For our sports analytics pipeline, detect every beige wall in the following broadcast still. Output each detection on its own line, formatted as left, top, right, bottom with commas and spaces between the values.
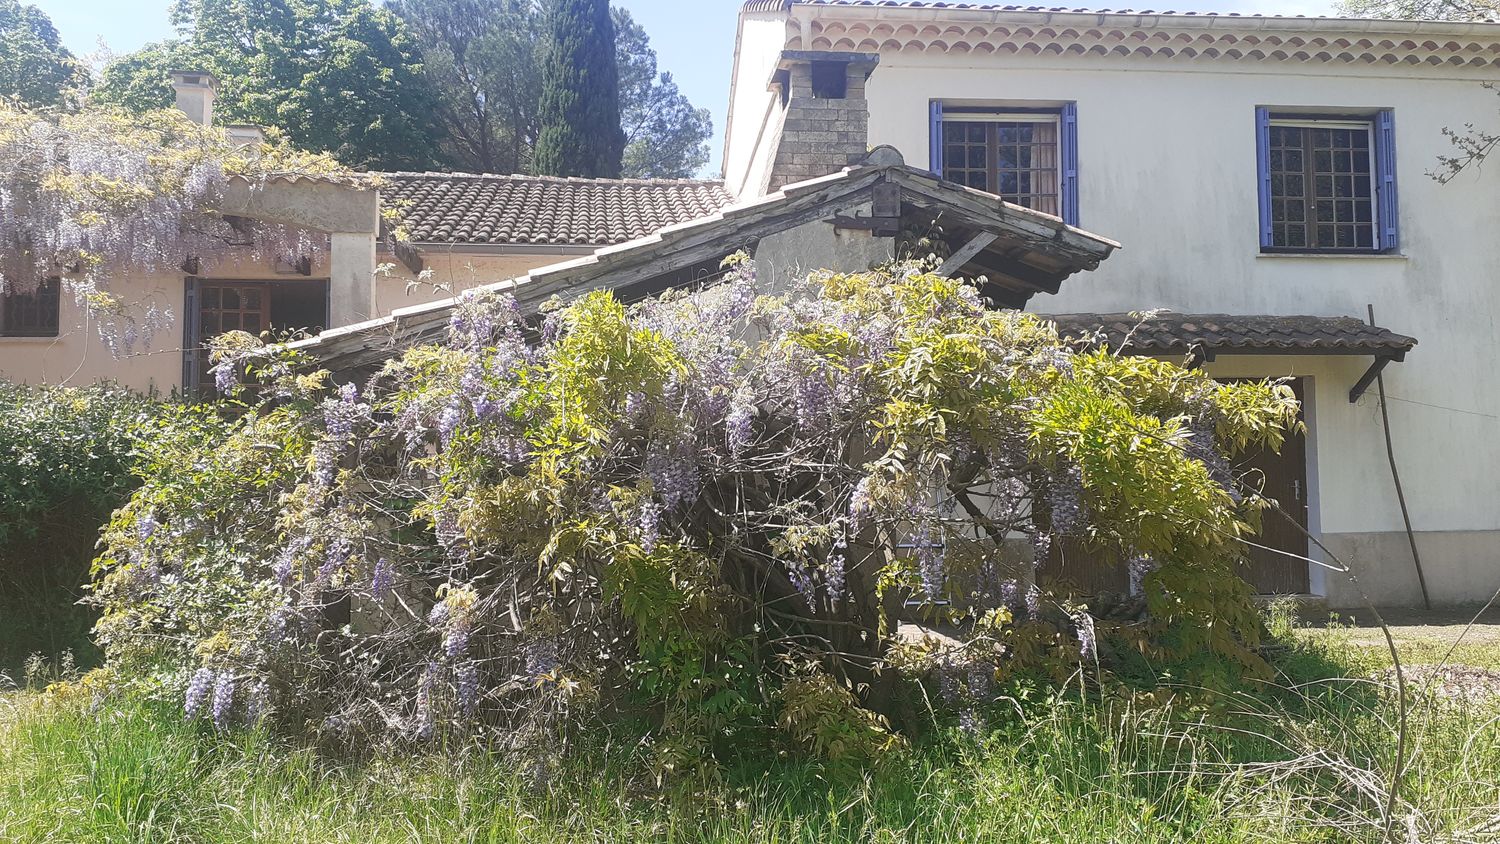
375, 249, 575, 315
0, 247, 578, 394
0, 252, 332, 394
847, 49, 1500, 606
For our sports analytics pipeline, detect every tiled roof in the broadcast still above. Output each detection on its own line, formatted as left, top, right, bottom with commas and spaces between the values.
751, 1, 1299, 13
1046, 312, 1417, 355
378, 172, 735, 247
753, 0, 1495, 19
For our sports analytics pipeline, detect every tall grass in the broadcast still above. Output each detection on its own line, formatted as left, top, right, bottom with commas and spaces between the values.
2, 623, 1497, 843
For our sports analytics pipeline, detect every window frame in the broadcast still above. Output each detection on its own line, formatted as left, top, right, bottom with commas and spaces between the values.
0, 277, 61, 338
931, 100, 1080, 226
940, 110, 1064, 215
1263, 116, 1381, 254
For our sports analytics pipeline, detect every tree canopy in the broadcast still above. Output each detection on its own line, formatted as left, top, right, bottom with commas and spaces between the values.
0, 0, 85, 109
91, 0, 446, 171
534, 0, 625, 177
613, 7, 712, 179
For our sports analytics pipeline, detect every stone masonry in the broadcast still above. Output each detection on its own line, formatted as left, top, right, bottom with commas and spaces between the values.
766, 52, 879, 193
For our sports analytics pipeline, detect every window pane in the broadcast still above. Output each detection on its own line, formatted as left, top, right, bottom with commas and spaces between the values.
1268, 118, 1375, 250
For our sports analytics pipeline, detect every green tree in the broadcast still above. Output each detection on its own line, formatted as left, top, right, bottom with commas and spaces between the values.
0, 0, 85, 108
613, 7, 711, 178
1337, 0, 1496, 19
388, 0, 545, 174
533, 0, 624, 178
90, 0, 444, 170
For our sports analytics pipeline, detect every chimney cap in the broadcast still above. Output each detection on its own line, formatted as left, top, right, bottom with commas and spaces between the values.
169, 70, 220, 89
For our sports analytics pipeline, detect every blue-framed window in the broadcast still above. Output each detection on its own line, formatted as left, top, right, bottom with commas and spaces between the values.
1256, 107, 1398, 253
930, 100, 1080, 226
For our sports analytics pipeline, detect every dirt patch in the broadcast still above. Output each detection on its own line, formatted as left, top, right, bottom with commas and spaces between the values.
1373, 664, 1500, 701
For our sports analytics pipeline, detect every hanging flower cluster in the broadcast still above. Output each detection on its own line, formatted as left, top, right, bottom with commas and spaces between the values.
0, 105, 359, 356
90, 258, 1301, 766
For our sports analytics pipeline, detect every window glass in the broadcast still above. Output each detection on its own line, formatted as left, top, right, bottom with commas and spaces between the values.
1268, 120, 1375, 250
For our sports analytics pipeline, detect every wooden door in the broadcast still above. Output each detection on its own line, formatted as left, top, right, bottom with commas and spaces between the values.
185, 281, 272, 395
1235, 379, 1311, 594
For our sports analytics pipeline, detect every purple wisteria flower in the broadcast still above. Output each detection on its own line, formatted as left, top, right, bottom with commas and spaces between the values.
211, 671, 236, 730
1048, 464, 1086, 535
725, 392, 754, 457
637, 501, 662, 553
456, 663, 479, 714
370, 558, 395, 600
184, 667, 214, 719
825, 536, 848, 606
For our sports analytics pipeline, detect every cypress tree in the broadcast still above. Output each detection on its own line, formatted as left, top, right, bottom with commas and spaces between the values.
534, 0, 624, 178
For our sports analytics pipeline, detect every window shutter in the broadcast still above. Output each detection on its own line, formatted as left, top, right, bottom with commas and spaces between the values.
1060, 102, 1080, 226
1255, 106, 1272, 249
182, 277, 200, 393
929, 100, 944, 176
1377, 109, 1399, 252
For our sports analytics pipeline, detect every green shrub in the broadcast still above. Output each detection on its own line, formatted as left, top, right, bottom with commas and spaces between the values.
0, 382, 208, 674
90, 261, 1299, 771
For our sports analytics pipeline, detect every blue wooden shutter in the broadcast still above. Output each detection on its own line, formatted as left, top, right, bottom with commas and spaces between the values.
929, 100, 944, 176
1060, 102, 1080, 226
1255, 106, 1272, 249
1376, 109, 1399, 252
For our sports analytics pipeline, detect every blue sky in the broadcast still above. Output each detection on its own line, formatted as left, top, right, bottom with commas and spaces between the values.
32, 0, 1338, 175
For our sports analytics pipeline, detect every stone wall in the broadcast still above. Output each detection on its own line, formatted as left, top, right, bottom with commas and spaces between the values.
766, 55, 876, 192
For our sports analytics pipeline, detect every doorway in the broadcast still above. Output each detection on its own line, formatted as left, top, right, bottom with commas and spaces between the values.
182, 278, 329, 395
1235, 378, 1312, 594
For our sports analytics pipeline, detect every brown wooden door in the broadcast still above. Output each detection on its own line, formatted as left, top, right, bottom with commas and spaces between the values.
1235, 378, 1311, 594
189, 282, 272, 396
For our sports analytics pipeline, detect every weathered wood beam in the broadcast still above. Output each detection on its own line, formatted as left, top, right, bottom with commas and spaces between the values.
935, 232, 998, 277
1350, 353, 1401, 403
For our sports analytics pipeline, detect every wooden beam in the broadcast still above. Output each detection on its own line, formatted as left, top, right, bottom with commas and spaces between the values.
935, 232, 998, 277
1349, 355, 1393, 403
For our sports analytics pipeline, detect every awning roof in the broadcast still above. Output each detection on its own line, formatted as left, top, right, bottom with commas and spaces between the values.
1048, 312, 1417, 357
1046, 311, 1417, 403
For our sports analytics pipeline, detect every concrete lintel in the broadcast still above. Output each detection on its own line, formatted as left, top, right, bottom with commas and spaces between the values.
217, 177, 380, 236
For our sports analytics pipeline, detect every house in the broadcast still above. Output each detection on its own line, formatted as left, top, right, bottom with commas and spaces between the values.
4, 3, 1498, 609
715, 0, 1499, 609
0, 71, 735, 395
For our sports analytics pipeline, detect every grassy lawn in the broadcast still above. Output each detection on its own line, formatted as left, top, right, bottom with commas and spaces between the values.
2, 615, 1498, 843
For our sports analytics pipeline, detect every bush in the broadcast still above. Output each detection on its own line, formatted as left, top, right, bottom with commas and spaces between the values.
90, 260, 1299, 772
0, 382, 206, 674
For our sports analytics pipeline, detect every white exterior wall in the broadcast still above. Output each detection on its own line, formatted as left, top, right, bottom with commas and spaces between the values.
857, 49, 1500, 606
723, 12, 795, 198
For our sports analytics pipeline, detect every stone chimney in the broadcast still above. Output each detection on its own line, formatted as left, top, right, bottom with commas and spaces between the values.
169, 70, 218, 126
765, 51, 879, 193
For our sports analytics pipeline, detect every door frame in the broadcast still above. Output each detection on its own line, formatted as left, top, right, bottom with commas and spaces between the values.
182, 277, 332, 395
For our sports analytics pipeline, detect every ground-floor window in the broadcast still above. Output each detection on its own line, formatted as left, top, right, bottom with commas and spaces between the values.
1, 277, 60, 338
185, 278, 328, 395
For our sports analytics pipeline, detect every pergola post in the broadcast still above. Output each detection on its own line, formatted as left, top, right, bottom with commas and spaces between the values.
329, 232, 377, 327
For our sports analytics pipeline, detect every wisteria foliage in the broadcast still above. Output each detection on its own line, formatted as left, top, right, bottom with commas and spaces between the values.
0, 105, 357, 355
91, 259, 1300, 768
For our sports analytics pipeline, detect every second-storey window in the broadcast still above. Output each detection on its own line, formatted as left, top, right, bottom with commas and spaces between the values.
1, 277, 60, 338
1257, 109, 1398, 253
942, 117, 1061, 214
930, 102, 1080, 225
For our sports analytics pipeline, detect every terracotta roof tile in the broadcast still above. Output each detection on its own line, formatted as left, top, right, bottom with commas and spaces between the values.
379, 172, 735, 247
1046, 312, 1417, 355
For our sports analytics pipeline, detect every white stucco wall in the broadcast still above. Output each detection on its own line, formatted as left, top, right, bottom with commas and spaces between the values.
723, 11, 794, 198
856, 48, 1500, 605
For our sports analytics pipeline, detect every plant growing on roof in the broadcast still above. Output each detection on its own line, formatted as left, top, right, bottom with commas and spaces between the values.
0, 103, 365, 355
90, 257, 1300, 773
